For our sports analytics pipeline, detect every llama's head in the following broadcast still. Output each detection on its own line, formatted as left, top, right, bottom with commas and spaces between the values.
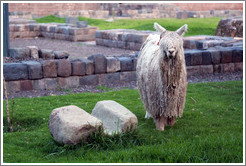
154, 23, 188, 59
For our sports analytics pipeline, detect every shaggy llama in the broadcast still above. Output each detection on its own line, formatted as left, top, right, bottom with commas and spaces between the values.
136, 23, 188, 131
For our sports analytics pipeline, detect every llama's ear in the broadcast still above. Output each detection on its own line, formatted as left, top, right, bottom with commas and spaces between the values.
154, 22, 166, 33
176, 24, 188, 36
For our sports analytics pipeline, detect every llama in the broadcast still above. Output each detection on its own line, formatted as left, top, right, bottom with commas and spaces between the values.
136, 22, 188, 131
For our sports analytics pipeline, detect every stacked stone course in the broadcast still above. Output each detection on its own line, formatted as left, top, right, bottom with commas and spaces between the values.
4, 44, 243, 93
9, 21, 98, 42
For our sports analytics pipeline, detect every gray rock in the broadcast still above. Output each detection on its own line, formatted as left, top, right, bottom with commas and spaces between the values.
117, 56, 134, 71
58, 77, 79, 89
76, 20, 88, 28
232, 47, 243, 62
57, 59, 72, 77
3, 63, 28, 81
9, 47, 30, 59
202, 51, 212, 65
120, 71, 137, 82
98, 73, 120, 85
49, 105, 103, 145
39, 49, 55, 59
91, 100, 138, 135
54, 51, 69, 59
21, 61, 43, 80
106, 57, 120, 73
71, 61, 86, 76
79, 75, 98, 86
88, 54, 107, 74
65, 17, 79, 25
26, 46, 39, 59
42, 60, 58, 78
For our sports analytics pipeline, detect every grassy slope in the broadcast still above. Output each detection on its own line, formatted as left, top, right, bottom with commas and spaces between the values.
3, 81, 243, 163
34, 15, 221, 36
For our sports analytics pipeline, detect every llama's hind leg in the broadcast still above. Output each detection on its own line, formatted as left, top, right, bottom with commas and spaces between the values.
167, 116, 176, 126
155, 116, 166, 131
145, 111, 152, 119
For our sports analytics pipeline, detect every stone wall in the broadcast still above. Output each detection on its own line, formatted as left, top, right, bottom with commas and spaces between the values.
8, 3, 243, 19
96, 29, 243, 51
9, 21, 98, 41
3, 45, 243, 93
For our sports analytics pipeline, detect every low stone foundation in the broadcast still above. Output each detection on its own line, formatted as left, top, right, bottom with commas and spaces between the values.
3, 45, 243, 93
96, 29, 243, 51
9, 19, 98, 42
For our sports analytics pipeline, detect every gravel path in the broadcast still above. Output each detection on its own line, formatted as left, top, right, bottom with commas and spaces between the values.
10, 38, 135, 59
4, 71, 243, 99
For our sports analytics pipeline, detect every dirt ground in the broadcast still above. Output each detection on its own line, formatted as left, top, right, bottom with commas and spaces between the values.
10, 37, 135, 59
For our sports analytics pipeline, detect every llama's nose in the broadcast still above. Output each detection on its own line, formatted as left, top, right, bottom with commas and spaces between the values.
169, 50, 174, 54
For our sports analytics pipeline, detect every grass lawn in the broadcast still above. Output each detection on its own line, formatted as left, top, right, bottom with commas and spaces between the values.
2, 80, 243, 163
34, 15, 221, 36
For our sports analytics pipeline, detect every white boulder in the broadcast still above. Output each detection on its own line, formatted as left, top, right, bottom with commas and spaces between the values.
49, 105, 102, 145
91, 100, 138, 135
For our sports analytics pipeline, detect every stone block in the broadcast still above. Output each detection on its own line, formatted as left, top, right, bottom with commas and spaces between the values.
234, 62, 243, 71
221, 49, 233, 63
200, 65, 213, 74
106, 57, 121, 73
95, 31, 102, 38
118, 57, 134, 71
213, 64, 222, 73
58, 76, 79, 89
202, 51, 212, 65
186, 66, 201, 77
120, 71, 137, 82
88, 54, 107, 74
44, 78, 58, 90
209, 50, 221, 64
80, 75, 99, 86
91, 100, 138, 135
133, 57, 138, 71
42, 60, 58, 78
39, 49, 55, 59
49, 105, 102, 145
54, 51, 70, 59
96, 38, 104, 46
221, 63, 235, 73
5, 80, 21, 94
57, 59, 72, 77
9, 47, 30, 59
40, 25, 47, 32
21, 61, 43, 80
232, 48, 243, 62
184, 52, 191, 66
20, 80, 33, 91
26, 46, 39, 59
71, 61, 86, 76
3, 63, 28, 81
98, 73, 120, 85
117, 41, 127, 49
32, 79, 46, 90
190, 51, 203, 66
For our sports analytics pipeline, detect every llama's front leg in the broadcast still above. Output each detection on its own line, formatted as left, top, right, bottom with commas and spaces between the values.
145, 111, 152, 119
155, 116, 166, 131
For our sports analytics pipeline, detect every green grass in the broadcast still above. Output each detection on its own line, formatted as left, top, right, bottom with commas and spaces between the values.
3, 81, 243, 163
34, 15, 221, 36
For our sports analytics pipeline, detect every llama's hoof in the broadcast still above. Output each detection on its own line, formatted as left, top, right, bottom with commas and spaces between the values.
167, 117, 176, 126
145, 112, 152, 119
155, 116, 166, 131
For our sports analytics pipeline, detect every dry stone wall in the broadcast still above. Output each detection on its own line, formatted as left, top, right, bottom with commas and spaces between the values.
9, 20, 98, 41
3, 44, 243, 93
9, 3, 243, 19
